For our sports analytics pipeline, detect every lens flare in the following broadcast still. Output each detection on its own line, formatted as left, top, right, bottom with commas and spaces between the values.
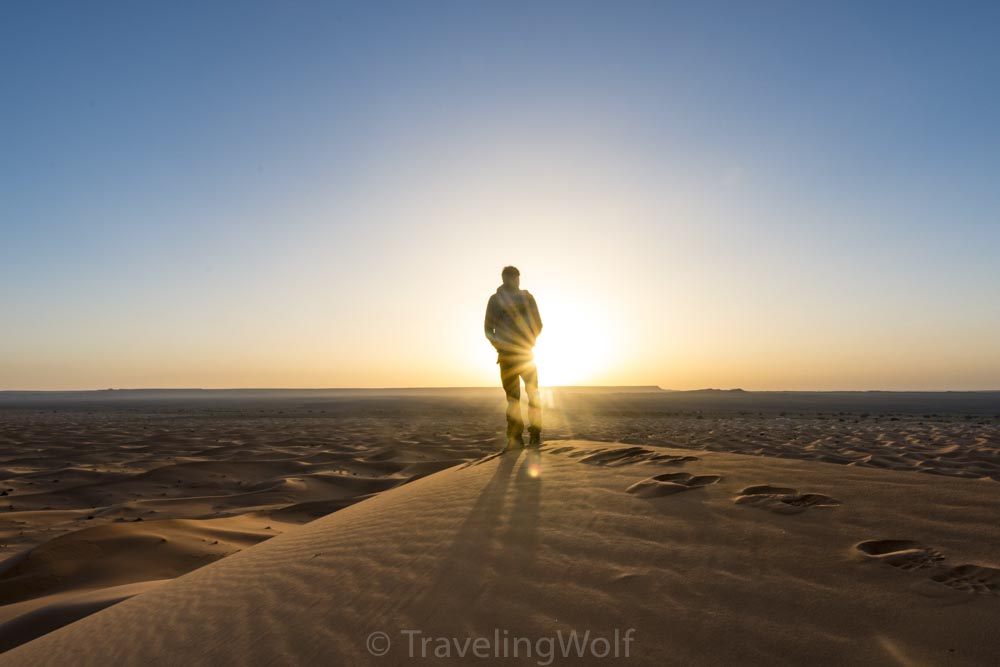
531, 296, 615, 386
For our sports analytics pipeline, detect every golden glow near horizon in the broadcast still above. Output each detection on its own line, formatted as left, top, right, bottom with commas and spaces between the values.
6, 5, 1000, 392
4, 103, 999, 392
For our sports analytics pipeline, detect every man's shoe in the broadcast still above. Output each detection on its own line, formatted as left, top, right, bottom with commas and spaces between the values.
528, 429, 541, 447
503, 435, 525, 452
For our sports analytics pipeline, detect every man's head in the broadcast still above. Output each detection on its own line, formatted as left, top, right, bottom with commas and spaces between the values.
501, 265, 520, 289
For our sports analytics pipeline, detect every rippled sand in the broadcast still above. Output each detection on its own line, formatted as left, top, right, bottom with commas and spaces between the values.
0, 389, 997, 660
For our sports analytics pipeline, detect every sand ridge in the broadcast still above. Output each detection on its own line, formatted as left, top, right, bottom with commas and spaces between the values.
4, 440, 998, 665
0, 393, 998, 659
0, 404, 499, 649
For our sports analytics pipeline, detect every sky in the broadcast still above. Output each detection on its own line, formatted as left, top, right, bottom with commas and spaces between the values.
2, 1, 999, 390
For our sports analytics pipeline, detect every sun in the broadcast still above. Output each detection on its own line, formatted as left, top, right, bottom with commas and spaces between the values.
531, 297, 615, 386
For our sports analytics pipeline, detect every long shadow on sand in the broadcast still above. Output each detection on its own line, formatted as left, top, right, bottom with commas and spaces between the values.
412, 449, 542, 626
498, 450, 542, 570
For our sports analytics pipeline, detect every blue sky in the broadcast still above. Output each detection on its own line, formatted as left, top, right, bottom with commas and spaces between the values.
2, 2, 998, 389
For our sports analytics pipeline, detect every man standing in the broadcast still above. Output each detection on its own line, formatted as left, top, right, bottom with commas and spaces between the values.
484, 266, 543, 451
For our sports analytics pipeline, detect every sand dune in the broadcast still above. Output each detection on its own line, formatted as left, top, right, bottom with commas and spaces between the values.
0, 515, 278, 605
0, 392, 998, 660
0, 580, 166, 653
0, 401, 504, 650
4, 440, 999, 665
0, 409, 484, 556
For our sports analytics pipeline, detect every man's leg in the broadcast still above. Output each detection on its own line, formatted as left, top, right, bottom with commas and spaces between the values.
522, 361, 541, 446
499, 356, 524, 447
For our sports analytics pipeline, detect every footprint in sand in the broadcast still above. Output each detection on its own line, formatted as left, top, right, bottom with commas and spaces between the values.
577, 446, 650, 465
626, 472, 721, 498
573, 446, 699, 467
734, 485, 841, 515
857, 540, 1000, 597
856, 539, 946, 570
929, 564, 1000, 596
647, 453, 700, 466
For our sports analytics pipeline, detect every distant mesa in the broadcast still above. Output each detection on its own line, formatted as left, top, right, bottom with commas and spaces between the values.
551, 386, 664, 393
688, 388, 747, 393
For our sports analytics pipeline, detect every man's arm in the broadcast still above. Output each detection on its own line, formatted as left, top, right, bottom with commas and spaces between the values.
528, 293, 542, 341
484, 295, 498, 347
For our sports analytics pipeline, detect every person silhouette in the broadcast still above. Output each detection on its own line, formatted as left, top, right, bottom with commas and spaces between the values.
484, 266, 543, 451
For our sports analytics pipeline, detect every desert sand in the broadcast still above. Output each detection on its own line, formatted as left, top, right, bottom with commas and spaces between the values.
0, 389, 997, 664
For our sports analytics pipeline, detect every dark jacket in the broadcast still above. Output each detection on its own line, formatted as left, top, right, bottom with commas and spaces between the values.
484, 286, 543, 355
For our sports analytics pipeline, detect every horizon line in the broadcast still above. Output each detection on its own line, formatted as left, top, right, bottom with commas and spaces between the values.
3, 386, 1000, 394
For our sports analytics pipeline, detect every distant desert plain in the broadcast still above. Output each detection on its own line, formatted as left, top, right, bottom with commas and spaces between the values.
0, 388, 997, 664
